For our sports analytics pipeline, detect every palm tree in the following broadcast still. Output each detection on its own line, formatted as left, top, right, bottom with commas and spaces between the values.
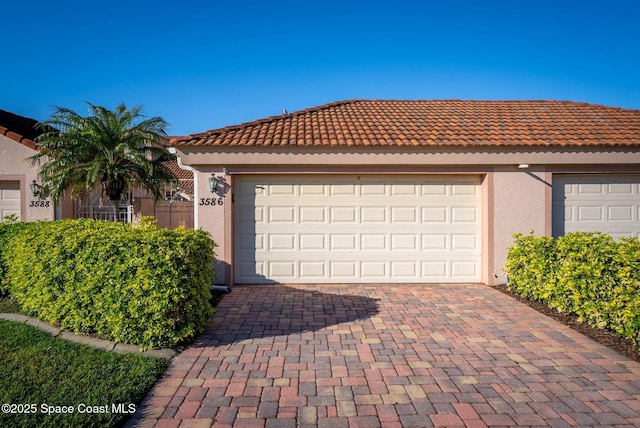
30, 103, 176, 220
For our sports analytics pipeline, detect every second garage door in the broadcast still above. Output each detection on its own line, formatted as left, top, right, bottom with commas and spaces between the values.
234, 175, 482, 284
553, 174, 640, 239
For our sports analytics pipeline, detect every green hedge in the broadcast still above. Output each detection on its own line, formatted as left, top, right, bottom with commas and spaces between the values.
0, 218, 216, 350
505, 232, 640, 347
0, 221, 29, 297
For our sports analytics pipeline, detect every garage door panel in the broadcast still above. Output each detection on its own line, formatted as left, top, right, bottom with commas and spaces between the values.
391, 183, 418, 196
2, 188, 19, 200
235, 175, 482, 283
269, 184, 295, 195
361, 261, 386, 277
577, 206, 603, 221
423, 207, 447, 223
269, 262, 295, 278
1, 209, 20, 219
452, 207, 478, 223
564, 206, 573, 222
361, 183, 386, 195
422, 261, 447, 277
391, 234, 418, 250
422, 234, 448, 250
269, 234, 295, 251
268, 206, 295, 222
391, 261, 417, 277
361, 206, 387, 223
391, 207, 417, 223
330, 207, 356, 222
300, 206, 326, 222
331, 261, 357, 277
330, 184, 356, 195
300, 262, 326, 278
361, 234, 387, 250
423, 184, 447, 195
0, 182, 21, 221
579, 183, 605, 194
300, 234, 326, 250
299, 184, 326, 195
330, 234, 357, 250
452, 261, 478, 277
452, 234, 478, 250
553, 175, 640, 238
452, 183, 478, 195
609, 206, 633, 221
609, 183, 634, 194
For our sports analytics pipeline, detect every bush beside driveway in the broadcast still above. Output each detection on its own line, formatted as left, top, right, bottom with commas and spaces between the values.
0, 218, 216, 351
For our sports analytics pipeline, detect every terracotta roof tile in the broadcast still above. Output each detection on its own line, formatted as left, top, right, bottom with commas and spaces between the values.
0, 109, 42, 149
162, 160, 193, 181
170, 100, 640, 149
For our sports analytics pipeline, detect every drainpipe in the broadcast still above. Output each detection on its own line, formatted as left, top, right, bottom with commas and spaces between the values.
167, 147, 198, 229
167, 147, 231, 294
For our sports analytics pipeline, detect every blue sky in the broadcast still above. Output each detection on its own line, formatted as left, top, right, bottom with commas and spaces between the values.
2, 0, 639, 136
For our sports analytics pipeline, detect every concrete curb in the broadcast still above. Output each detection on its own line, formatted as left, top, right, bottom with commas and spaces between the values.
0, 313, 176, 360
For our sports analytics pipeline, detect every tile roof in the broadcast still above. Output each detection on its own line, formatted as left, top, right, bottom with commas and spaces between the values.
0, 108, 41, 150
162, 160, 193, 181
169, 99, 640, 148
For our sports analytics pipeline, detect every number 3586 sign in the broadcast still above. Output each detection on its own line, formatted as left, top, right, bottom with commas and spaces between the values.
199, 198, 223, 206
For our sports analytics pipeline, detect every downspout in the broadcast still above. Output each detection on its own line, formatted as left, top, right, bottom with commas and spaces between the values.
167, 147, 198, 229
166, 147, 230, 294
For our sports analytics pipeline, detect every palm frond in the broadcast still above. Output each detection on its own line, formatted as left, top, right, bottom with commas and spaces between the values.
28, 103, 175, 205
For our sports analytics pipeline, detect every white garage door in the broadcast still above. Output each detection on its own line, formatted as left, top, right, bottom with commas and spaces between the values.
552, 175, 640, 239
0, 182, 20, 221
234, 175, 482, 284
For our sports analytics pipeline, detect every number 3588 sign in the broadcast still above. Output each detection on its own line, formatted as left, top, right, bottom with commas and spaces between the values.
199, 198, 224, 206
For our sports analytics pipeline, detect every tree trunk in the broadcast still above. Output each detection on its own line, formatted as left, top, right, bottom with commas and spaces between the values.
103, 179, 126, 222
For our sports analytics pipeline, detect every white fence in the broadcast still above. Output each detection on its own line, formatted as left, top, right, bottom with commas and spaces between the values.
75, 198, 133, 223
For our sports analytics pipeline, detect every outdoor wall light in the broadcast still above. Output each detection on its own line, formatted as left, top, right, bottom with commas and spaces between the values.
209, 174, 222, 193
30, 180, 41, 197
518, 164, 530, 169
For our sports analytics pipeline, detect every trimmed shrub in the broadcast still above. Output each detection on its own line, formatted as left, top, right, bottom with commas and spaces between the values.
551, 232, 617, 325
2, 219, 216, 350
503, 233, 556, 301
608, 238, 640, 344
0, 221, 30, 296
505, 232, 640, 348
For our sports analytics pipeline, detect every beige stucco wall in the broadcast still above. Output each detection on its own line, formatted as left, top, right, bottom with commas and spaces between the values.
490, 167, 549, 284
0, 135, 54, 222
179, 146, 640, 286
192, 168, 229, 284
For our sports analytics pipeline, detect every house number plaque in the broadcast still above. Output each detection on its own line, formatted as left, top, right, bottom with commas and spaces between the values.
199, 198, 224, 206
29, 200, 51, 207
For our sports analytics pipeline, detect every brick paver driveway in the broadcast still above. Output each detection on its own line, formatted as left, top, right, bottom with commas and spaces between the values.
129, 284, 640, 427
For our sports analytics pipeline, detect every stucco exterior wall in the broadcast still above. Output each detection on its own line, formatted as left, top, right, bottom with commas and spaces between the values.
490, 167, 548, 284
192, 168, 230, 284
0, 135, 54, 222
